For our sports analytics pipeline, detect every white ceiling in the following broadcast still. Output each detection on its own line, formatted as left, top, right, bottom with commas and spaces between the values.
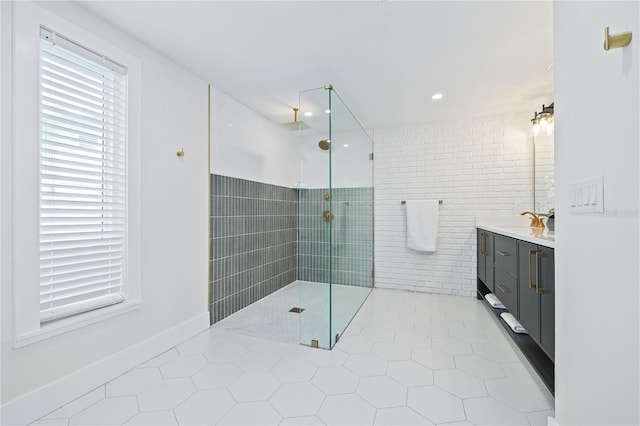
75, 1, 553, 130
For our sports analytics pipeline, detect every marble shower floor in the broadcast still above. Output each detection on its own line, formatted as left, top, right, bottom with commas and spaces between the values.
32, 288, 555, 425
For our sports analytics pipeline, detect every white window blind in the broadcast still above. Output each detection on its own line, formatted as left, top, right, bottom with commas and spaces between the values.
39, 26, 128, 323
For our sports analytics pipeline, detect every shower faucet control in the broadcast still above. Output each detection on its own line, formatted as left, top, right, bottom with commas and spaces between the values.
322, 210, 335, 222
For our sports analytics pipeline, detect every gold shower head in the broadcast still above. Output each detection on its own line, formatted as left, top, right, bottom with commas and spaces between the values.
281, 107, 311, 131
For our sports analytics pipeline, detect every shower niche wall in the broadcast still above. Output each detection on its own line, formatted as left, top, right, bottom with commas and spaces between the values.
297, 85, 374, 349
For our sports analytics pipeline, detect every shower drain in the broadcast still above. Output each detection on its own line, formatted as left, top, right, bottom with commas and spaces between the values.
288, 307, 305, 313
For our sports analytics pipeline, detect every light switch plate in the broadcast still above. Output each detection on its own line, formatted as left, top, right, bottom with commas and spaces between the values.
569, 175, 604, 214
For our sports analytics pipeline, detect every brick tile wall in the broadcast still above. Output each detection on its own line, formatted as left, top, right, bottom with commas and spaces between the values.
373, 113, 534, 297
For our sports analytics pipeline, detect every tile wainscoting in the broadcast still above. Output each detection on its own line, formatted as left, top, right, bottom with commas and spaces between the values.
298, 187, 373, 288
210, 175, 297, 323
210, 175, 374, 323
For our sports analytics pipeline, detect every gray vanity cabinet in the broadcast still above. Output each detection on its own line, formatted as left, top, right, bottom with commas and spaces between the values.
476, 227, 555, 393
477, 229, 494, 291
518, 241, 555, 361
493, 234, 518, 315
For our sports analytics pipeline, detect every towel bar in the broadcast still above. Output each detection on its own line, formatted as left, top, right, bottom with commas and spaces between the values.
401, 200, 443, 205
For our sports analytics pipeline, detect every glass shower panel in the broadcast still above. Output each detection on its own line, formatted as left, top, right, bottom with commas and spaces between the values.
298, 85, 373, 350
298, 87, 332, 349
327, 88, 374, 348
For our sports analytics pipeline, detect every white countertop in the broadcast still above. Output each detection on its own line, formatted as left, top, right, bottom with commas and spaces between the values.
476, 216, 555, 249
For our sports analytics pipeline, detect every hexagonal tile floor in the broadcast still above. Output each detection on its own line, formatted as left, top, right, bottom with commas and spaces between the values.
33, 287, 554, 425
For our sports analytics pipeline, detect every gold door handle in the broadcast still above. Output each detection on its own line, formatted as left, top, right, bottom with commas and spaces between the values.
322, 210, 335, 222
496, 283, 511, 294
535, 251, 544, 294
496, 250, 510, 257
480, 233, 486, 256
528, 250, 536, 289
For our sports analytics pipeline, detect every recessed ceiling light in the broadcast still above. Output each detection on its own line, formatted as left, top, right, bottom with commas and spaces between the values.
343, 144, 349, 148
304, 111, 313, 117
325, 109, 331, 114
431, 93, 443, 101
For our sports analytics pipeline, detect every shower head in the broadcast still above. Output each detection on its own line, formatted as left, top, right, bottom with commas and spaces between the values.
281, 108, 311, 131
318, 139, 330, 151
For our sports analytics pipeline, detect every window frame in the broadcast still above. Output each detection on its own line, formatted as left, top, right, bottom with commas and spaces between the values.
11, 3, 142, 348
38, 26, 129, 324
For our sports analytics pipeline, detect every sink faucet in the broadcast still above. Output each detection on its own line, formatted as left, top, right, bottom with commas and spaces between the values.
521, 211, 545, 228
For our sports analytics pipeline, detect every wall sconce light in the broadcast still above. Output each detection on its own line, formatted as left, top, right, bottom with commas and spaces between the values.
531, 103, 554, 136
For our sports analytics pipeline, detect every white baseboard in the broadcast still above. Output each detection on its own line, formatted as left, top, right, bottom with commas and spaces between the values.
1, 312, 210, 426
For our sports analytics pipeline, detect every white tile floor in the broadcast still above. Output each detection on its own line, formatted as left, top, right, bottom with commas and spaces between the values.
32, 286, 554, 425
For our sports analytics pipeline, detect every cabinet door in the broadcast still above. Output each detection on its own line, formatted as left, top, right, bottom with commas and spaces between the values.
494, 267, 518, 315
485, 233, 494, 292
477, 230, 494, 291
477, 230, 486, 283
539, 246, 555, 360
517, 241, 540, 340
494, 235, 517, 277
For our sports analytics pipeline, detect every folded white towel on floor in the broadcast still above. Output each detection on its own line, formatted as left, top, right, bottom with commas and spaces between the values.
485, 293, 506, 309
500, 312, 528, 334
406, 200, 439, 252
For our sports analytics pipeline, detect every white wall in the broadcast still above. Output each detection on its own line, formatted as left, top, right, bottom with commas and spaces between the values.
1, 2, 209, 423
299, 130, 373, 189
210, 87, 374, 190
554, 2, 639, 424
210, 87, 298, 188
374, 113, 534, 296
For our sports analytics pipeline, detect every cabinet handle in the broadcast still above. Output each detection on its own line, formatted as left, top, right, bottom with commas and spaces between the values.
528, 250, 536, 289
496, 283, 511, 294
535, 251, 544, 294
496, 250, 510, 257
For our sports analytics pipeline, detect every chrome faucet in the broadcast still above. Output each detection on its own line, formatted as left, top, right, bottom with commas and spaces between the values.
521, 211, 545, 228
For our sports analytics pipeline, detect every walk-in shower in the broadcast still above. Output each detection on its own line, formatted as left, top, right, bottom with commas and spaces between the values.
297, 85, 374, 349
208, 84, 373, 350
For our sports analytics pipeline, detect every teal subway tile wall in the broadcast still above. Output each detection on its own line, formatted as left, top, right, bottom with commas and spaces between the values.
298, 188, 374, 288
209, 175, 373, 323
209, 175, 297, 323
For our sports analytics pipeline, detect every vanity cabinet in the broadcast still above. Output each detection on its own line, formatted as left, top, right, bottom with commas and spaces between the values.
518, 241, 555, 361
477, 229, 494, 291
493, 234, 518, 315
476, 225, 555, 393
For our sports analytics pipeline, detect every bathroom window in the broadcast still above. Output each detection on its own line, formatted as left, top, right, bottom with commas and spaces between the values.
38, 26, 128, 323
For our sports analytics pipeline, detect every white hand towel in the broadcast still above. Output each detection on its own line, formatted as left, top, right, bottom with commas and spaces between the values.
500, 312, 528, 334
406, 200, 439, 252
485, 293, 506, 309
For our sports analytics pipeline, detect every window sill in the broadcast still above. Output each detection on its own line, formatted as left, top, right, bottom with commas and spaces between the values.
13, 299, 141, 348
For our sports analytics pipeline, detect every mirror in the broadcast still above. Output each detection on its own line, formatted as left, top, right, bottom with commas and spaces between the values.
533, 131, 554, 214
